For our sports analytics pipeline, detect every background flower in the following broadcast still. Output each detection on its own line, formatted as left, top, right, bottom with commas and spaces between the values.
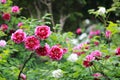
67, 53, 78, 62
0, 40, 6, 47
52, 69, 63, 78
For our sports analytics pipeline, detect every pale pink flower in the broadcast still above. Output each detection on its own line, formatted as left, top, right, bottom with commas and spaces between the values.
91, 50, 102, 57
24, 36, 40, 50
89, 30, 101, 38
105, 30, 111, 38
11, 29, 26, 44
35, 43, 50, 56
93, 73, 102, 78
73, 42, 89, 55
35, 25, 51, 40
11, 6, 20, 13
20, 73, 26, 80
85, 55, 95, 62
49, 45, 63, 60
0, 0, 6, 4
0, 40, 6, 47
18, 22, 23, 27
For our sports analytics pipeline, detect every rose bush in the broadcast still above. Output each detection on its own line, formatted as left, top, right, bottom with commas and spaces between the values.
0, 0, 120, 80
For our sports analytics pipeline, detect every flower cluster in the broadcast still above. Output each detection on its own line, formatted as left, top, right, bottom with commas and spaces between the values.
73, 42, 89, 56
89, 30, 101, 38
83, 50, 102, 67
11, 25, 67, 60
1, 3, 20, 33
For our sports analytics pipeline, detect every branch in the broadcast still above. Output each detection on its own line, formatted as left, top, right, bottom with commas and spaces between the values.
18, 52, 34, 80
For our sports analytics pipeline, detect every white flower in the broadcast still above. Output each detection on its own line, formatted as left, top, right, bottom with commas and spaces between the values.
52, 69, 63, 78
85, 19, 90, 24
67, 53, 78, 62
78, 33, 87, 40
0, 40, 6, 47
98, 7, 106, 15
71, 39, 78, 45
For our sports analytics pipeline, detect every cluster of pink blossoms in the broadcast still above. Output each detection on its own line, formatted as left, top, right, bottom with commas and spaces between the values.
83, 50, 102, 67
11, 25, 67, 60
89, 30, 101, 38
73, 42, 89, 56
1, 3, 20, 33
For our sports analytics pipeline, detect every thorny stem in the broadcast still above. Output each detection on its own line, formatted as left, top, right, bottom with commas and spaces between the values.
18, 52, 34, 80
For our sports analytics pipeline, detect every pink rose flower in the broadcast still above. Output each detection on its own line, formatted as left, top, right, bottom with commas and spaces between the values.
35, 43, 50, 56
11, 29, 26, 44
24, 36, 40, 50
0, 0, 6, 4
0, 24, 8, 31
91, 50, 102, 57
115, 47, 120, 56
20, 73, 26, 80
18, 22, 23, 27
105, 30, 111, 38
11, 6, 20, 13
76, 28, 82, 35
35, 25, 51, 40
0, 40, 6, 47
2, 13, 11, 21
49, 45, 63, 60
93, 73, 102, 78
85, 55, 95, 62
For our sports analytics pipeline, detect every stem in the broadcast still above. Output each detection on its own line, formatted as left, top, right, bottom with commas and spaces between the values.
18, 52, 34, 80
